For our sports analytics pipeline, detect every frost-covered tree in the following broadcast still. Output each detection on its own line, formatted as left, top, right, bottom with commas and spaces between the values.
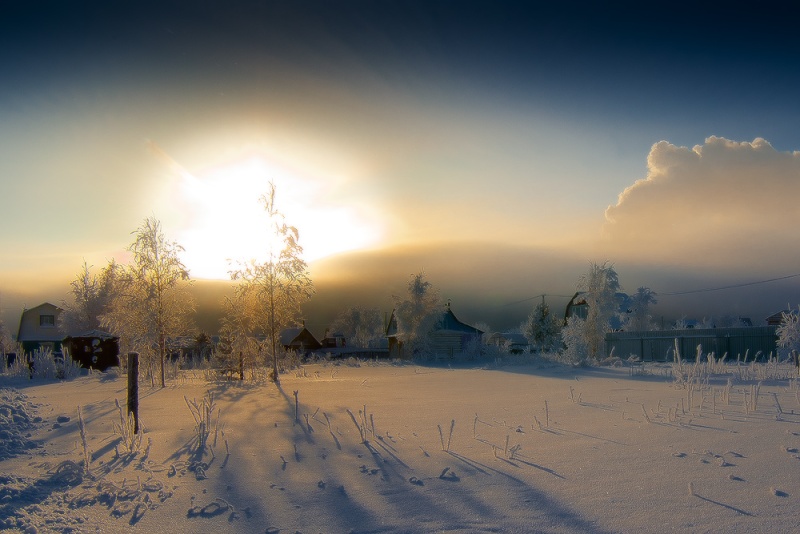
776, 307, 800, 361
673, 316, 690, 330
563, 261, 620, 360
218, 289, 262, 379
523, 301, 562, 353
102, 217, 195, 387
624, 287, 657, 332
60, 260, 120, 335
0, 306, 13, 357
229, 182, 314, 383
329, 306, 384, 348
392, 271, 441, 356
560, 315, 590, 362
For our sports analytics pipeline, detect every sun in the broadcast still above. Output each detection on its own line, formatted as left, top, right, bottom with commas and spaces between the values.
168, 155, 381, 280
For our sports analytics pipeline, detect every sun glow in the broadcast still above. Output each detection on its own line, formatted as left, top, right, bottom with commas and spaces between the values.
170, 156, 381, 280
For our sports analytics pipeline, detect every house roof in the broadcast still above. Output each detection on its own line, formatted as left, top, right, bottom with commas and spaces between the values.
386, 305, 483, 337
280, 328, 304, 346
280, 327, 321, 349
63, 329, 118, 341
767, 309, 796, 325
432, 306, 483, 335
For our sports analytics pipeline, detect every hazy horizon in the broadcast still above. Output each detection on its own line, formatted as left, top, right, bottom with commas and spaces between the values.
3, 2, 800, 335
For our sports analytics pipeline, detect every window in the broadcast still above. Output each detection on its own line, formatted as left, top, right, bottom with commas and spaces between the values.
40, 314, 55, 327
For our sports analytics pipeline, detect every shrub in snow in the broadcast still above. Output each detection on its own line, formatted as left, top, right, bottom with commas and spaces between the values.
31, 349, 59, 380
60, 351, 83, 380
5, 354, 31, 379
560, 316, 590, 363
776, 307, 800, 360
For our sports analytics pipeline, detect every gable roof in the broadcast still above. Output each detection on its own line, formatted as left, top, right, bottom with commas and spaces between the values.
280, 327, 322, 350
432, 306, 483, 335
386, 305, 483, 338
767, 309, 796, 326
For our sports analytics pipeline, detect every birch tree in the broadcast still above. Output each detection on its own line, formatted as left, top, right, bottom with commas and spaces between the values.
102, 217, 195, 387
562, 261, 620, 360
229, 181, 314, 383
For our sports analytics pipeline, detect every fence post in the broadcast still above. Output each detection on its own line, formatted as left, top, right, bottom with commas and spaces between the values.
127, 352, 139, 434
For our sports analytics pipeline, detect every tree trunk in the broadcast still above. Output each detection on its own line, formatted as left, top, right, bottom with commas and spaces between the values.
159, 333, 166, 388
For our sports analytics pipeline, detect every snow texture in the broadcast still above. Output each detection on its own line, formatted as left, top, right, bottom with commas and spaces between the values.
1, 359, 800, 533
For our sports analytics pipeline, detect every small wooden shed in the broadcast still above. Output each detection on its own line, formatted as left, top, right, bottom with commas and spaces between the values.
62, 330, 120, 371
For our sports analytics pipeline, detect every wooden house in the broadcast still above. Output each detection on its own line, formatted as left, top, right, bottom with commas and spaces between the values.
387, 303, 483, 360
280, 327, 322, 354
16, 302, 64, 355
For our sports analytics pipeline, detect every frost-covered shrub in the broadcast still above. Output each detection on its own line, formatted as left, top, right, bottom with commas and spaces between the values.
560, 316, 590, 363
5, 354, 31, 379
31, 349, 59, 380
60, 348, 83, 380
776, 307, 800, 360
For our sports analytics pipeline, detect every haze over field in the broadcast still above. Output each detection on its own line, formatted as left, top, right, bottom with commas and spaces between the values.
3, 2, 800, 332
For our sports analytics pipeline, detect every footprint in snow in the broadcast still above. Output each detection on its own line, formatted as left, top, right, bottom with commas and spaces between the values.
439, 467, 460, 482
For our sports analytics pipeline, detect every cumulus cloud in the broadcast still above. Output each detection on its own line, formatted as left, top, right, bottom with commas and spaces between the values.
602, 137, 800, 271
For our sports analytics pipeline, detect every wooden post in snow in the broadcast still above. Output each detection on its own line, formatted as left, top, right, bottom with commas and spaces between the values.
127, 352, 140, 434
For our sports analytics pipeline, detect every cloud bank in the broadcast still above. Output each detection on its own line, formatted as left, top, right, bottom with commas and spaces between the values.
603, 137, 800, 272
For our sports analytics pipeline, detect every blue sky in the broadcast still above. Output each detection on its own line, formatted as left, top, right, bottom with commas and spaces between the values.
2, 1, 800, 331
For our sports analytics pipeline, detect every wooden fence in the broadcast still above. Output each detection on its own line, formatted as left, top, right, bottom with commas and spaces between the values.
605, 326, 779, 361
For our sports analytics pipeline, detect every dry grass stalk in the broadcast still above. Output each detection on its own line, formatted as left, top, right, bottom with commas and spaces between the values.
446, 419, 455, 452
77, 406, 91, 476
114, 398, 143, 457
345, 408, 366, 443
533, 415, 543, 430
641, 404, 651, 424
545, 400, 550, 428
184, 393, 217, 458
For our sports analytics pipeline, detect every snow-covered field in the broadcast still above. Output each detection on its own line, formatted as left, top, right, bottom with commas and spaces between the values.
2, 358, 800, 533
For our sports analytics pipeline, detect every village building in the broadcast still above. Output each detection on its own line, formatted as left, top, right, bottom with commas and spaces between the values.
62, 330, 120, 371
280, 326, 322, 354
387, 303, 483, 360
16, 302, 64, 355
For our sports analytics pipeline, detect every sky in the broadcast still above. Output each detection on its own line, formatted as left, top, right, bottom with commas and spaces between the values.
3, 1, 800, 333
